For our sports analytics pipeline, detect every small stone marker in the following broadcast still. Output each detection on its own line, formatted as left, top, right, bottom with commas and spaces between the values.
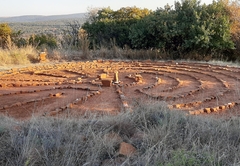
101, 78, 112, 87
39, 52, 47, 62
114, 71, 119, 83
135, 74, 143, 83
98, 73, 107, 80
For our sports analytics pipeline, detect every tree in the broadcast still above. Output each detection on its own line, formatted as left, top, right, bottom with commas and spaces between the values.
29, 33, 57, 50
130, 0, 234, 58
82, 7, 151, 48
0, 23, 12, 49
222, 0, 240, 59
11, 30, 27, 47
61, 21, 81, 49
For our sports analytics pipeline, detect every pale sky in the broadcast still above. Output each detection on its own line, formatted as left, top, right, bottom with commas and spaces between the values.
1, 0, 213, 17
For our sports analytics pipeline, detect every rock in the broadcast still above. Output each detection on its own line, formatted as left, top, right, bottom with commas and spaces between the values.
39, 52, 47, 62
119, 142, 136, 156
210, 107, 218, 112
135, 74, 143, 83
114, 71, 119, 83
219, 105, 226, 110
54, 93, 62, 97
101, 78, 112, 87
204, 108, 211, 114
98, 73, 107, 80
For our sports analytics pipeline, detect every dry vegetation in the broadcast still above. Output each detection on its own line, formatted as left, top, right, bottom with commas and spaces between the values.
0, 101, 240, 165
0, 46, 39, 65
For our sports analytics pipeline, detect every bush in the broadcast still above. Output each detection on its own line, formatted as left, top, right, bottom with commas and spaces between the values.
0, 45, 38, 65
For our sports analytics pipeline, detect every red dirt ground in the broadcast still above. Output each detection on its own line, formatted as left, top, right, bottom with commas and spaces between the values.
1, 60, 240, 120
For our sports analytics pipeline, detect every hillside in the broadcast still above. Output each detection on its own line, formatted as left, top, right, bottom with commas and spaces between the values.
0, 13, 85, 23
0, 13, 86, 37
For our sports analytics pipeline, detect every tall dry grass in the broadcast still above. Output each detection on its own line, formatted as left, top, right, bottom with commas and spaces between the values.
0, 101, 240, 165
0, 46, 38, 65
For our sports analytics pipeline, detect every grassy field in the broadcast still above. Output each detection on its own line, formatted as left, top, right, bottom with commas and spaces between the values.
0, 101, 240, 165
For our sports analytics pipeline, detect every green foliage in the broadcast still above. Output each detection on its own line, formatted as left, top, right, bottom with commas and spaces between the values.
82, 7, 151, 48
129, 0, 234, 59
0, 23, 12, 48
83, 1, 235, 59
29, 33, 57, 49
160, 149, 214, 166
11, 30, 28, 47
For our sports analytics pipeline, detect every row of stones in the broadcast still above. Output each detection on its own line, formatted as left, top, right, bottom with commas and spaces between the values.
131, 67, 203, 93
0, 93, 62, 111
44, 90, 101, 116
0, 85, 97, 97
136, 68, 228, 102
169, 86, 230, 110
33, 71, 70, 78
115, 85, 132, 112
163, 66, 230, 89
168, 64, 238, 88
135, 63, 240, 87
0, 79, 83, 88
0, 77, 62, 82
188, 102, 238, 115
142, 71, 180, 92
137, 70, 204, 101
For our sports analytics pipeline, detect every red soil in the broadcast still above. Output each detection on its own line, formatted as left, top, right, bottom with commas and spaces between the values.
1, 60, 240, 120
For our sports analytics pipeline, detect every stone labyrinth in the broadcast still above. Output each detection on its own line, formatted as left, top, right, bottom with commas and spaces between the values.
0, 60, 240, 120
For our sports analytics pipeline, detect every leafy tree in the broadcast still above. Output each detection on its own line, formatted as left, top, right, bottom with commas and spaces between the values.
61, 21, 81, 49
11, 30, 27, 47
29, 33, 57, 49
129, 0, 234, 59
222, 0, 240, 60
0, 23, 12, 49
82, 7, 151, 48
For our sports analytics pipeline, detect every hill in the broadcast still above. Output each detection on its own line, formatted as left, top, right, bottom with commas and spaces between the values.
0, 13, 86, 37
0, 13, 85, 23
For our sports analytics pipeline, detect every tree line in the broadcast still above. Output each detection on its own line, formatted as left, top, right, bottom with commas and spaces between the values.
82, 0, 240, 60
0, 0, 240, 60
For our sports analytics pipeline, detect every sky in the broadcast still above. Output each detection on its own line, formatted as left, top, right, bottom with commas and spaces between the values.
1, 0, 213, 17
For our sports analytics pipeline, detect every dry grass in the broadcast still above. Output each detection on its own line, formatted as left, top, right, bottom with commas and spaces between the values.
0, 46, 39, 65
91, 47, 168, 60
0, 101, 240, 165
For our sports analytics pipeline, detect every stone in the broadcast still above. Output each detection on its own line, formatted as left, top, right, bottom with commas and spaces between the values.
210, 107, 218, 112
119, 142, 136, 156
219, 105, 226, 110
67, 103, 73, 109
156, 77, 162, 84
122, 101, 128, 107
39, 52, 47, 62
114, 71, 119, 83
135, 74, 143, 83
101, 78, 112, 87
54, 93, 62, 97
98, 73, 107, 80
204, 108, 211, 114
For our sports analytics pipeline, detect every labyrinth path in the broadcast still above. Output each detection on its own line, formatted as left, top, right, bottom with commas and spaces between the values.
0, 60, 240, 120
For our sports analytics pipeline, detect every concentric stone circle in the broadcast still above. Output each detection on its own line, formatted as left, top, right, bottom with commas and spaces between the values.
0, 60, 240, 120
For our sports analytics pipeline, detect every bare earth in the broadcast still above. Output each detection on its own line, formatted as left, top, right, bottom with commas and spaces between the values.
0, 60, 240, 120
